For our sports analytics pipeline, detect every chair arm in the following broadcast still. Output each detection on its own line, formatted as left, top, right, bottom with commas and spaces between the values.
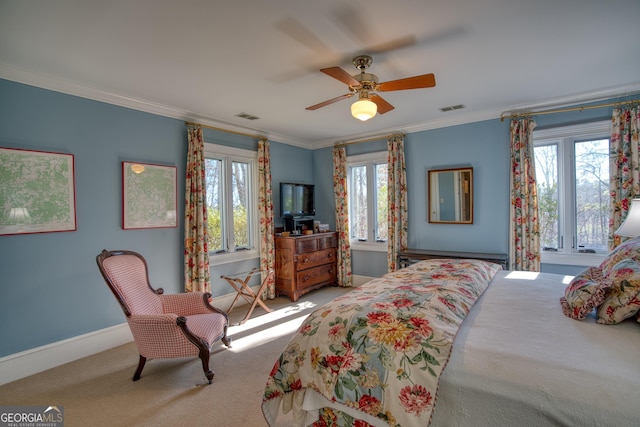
160, 292, 226, 317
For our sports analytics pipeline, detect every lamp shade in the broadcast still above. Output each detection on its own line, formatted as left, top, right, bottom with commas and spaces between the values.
131, 164, 145, 174
351, 98, 377, 121
8, 207, 31, 224
615, 198, 640, 237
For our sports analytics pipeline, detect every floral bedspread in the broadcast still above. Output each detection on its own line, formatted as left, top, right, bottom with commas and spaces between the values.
262, 258, 501, 427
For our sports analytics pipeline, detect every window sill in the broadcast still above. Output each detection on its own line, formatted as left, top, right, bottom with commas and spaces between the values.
209, 249, 259, 266
349, 241, 388, 253
541, 252, 605, 267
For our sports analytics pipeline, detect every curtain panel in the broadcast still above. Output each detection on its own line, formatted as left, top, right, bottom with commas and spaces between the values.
332, 146, 352, 287
609, 106, 640, 249
509, 118, 540, 271
387, 134, 408, 272
258, 139, 276, 298
184, 125, 211, 292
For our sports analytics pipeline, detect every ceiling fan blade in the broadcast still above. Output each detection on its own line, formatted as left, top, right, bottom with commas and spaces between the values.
306, 93, 353, 110
320, 67, 360, 87
366, 35, 417, 55
334, 5, 416, 54
276, 16, 333, 54
378, 73, 436, 91
370, 94, 394, 114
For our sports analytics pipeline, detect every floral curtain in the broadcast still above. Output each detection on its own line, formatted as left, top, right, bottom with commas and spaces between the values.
509, 118, 540, 271
332, 146, 352, 287
258, 139, 276, 298
387, 134, 408, 272
609, 106, 640, 249
184, 125, 211, 292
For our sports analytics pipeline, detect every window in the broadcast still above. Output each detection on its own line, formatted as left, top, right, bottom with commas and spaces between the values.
204, 143, 258, 262
533, 120, 610, 265
347, 152, 388, 251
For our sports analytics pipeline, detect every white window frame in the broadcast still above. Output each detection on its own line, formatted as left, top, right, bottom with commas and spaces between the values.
347, 151, 388, 253
533, 120, 610, 266
204, 142, 259, 265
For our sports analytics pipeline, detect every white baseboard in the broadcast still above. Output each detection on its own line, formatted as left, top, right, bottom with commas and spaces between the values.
0, 323, 134, 386
0, 278, 373, 386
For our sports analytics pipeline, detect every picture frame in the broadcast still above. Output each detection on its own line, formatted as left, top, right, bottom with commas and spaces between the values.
0, 147, 77, 236
122, 161, 178, 229
428, 167, 473, 224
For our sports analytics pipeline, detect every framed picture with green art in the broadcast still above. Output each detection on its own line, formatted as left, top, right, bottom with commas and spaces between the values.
122, 161, 177, 229
0, 147, 77, 236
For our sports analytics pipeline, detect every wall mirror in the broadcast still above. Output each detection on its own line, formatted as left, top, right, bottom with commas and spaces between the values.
428, 167, 473, 224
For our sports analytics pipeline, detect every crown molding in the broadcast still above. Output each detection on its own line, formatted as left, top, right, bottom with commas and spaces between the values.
3, 63, 638, 151
0, 63, 310, 149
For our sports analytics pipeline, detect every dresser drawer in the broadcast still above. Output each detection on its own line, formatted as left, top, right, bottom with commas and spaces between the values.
296, 263, 337, 290
296, 238, 319, 253
317, 234, 337, 249
296, 248, 335, 271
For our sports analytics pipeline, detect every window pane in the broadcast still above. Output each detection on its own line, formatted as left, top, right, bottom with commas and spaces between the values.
534, 144, 559, 250
574, 139, 609, 252
232, 161, 250, 248
205, 158, 223, 252
349, 166, 367, 240
375, 163, 388, 241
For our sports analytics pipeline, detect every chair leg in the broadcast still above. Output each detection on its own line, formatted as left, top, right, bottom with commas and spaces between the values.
133, 355, 146, 381
222, 330, 232, 348
199, 349, 214, 384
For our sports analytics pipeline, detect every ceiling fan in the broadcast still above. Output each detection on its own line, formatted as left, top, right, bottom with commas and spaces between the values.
306, 55, 436, 121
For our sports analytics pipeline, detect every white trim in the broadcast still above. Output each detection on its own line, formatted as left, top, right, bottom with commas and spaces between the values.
0, 323, 133, 386
541, 252, 605, 267
0, 280, 374, 385
349, 241, 388, 252
0, 288, 253, 385
0, 63, 307, 149
534, 120, 611, 140
2, 62, 639, 150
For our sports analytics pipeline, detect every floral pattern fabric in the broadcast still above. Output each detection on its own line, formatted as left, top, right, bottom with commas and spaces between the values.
509, 118, 540, 271
262, 259, 501, 427
560, 267, 610, 320
258, 139, 276, 298
333, 146, 352, 287
609, 107, 640, 250
387, 135, 408, 272
184, 125, 211, 293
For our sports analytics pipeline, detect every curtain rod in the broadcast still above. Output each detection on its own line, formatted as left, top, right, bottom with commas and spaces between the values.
500, 98, 640, 121
185, 121, 266, 140
334, 132, 405, 148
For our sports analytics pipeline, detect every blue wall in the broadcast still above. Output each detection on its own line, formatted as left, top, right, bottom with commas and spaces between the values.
0, 79, 313, 357
1, 77, 633, 358
0, 79, 187, 356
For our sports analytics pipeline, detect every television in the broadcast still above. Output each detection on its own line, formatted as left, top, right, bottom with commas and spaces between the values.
280, 182, 315, 217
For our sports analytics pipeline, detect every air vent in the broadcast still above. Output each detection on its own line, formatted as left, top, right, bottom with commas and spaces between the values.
235, 112, 260, 120
439, 104, 466, 112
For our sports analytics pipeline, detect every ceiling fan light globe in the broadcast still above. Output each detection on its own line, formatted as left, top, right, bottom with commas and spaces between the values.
351, 99, 377, 121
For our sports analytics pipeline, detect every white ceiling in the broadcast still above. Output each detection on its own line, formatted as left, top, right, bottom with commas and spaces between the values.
1, 0, 639, 148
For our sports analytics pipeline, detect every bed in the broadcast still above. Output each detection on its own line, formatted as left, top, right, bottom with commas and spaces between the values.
261, 242, 640, 427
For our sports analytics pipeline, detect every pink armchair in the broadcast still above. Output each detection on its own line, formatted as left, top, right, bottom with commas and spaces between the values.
96, 249, 231, 384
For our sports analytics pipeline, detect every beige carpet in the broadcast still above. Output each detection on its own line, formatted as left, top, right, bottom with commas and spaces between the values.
0, 285, 355, 427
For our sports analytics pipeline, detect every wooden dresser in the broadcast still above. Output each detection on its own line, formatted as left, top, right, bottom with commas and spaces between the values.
275, 232, 337, 301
